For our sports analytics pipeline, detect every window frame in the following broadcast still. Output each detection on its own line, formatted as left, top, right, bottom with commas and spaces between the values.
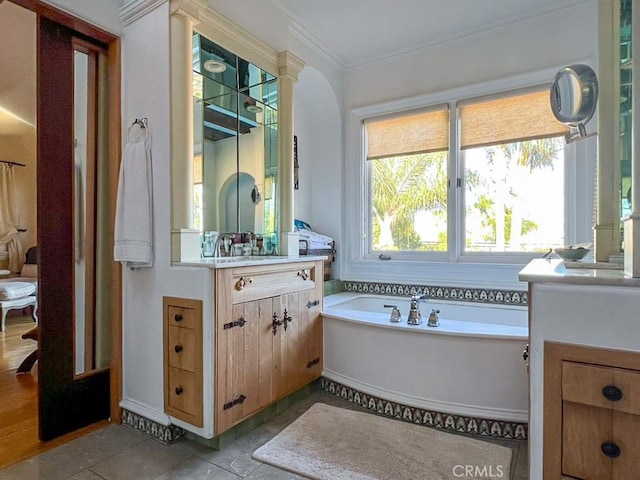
344, 66, 596, 287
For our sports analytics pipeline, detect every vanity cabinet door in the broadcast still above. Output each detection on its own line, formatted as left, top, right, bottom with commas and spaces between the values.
272, 287, 323, 400
215, 297, 272, 434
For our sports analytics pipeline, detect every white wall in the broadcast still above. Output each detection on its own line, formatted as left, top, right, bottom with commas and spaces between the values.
120, 3, 214, 435
0, 1, 37, 257
342, 2, 598, 289
294, 67, 343, 278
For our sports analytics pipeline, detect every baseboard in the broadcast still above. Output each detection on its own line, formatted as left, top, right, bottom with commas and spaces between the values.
120, 398, 184, 444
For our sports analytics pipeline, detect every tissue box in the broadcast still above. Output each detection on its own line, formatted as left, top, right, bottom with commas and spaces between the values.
279, 232, 299, 257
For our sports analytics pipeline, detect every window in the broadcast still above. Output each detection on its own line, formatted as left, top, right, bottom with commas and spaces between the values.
364, 85, 579, 261
366, 106, 449, 252
459, 90, 568, 253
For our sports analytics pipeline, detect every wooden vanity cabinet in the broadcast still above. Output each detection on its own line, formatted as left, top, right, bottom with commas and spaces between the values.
545, 343, 640, 479
214, 260, 323, 435
163, 297, 204, 427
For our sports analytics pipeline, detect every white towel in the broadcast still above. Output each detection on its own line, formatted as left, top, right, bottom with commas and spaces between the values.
296, 229, 334, 250
114, 138, 153, 268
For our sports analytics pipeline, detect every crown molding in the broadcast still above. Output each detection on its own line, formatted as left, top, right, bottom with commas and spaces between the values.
288, 22, 345, 70
120, 0, 168, 26
270, 0, 593, 70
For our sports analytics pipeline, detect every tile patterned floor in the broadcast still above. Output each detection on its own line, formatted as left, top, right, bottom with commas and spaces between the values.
0, 391, 529, 479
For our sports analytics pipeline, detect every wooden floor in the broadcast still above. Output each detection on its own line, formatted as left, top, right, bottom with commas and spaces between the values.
0, 313, 107, 469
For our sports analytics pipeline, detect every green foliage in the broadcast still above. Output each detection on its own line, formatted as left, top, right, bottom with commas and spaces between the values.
473, 194, 539, 244
371, 152, 447, 249
391, 214, 422, 250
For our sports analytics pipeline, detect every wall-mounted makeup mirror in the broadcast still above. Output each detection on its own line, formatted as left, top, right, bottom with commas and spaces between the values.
550, 64, 599, 142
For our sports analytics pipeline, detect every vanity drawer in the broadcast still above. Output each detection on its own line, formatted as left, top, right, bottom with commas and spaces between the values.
227, 262, 320, 304
167, 326, 197, 372
167, 367, 201, 418
166, 304, 197, 330
163, 296, 203, 427
563, 361, 640, 414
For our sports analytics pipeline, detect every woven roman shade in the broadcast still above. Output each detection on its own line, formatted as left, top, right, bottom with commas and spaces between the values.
366, 106, 449, 160
460, 89, 569, 150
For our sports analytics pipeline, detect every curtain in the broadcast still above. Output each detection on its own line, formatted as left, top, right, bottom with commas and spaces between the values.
0, 164, 23, 272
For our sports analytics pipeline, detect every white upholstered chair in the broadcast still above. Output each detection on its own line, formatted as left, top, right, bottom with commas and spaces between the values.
0, 247, 38, 331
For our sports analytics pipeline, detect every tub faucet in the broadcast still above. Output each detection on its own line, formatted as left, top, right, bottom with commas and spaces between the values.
407, 294, 427, 325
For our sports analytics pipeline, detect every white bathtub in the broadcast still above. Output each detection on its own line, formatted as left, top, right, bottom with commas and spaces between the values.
322, 292, 529, 423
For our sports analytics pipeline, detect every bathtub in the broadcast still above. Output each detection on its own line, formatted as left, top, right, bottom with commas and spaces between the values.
322, 292, 529, 424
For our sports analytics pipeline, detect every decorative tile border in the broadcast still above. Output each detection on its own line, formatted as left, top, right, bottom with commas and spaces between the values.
121, 408, 185, 444
321, 378, 527, 441
343, 281, 528, 306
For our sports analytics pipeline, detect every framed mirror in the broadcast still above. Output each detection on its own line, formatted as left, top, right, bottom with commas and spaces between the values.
550, 63, 599, 140
192, 33, 278, 243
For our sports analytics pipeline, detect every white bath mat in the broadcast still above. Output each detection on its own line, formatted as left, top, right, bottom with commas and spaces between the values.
252, 403, 513, 480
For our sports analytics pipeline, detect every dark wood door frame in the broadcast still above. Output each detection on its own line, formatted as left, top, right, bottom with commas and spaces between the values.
8, 0, 122, 435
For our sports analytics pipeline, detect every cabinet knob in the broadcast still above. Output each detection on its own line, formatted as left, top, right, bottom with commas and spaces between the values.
235, 276, 253, 291
297, 269, 310, 281
602, 385, 623, 402
175, 386, 184, 396
174, 314, 183, 322
174, 344, 183, 353
601, 441, 621, 458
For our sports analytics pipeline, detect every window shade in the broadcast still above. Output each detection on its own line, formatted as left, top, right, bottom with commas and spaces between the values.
366, 106, 449, 160
460, 89, 569, 150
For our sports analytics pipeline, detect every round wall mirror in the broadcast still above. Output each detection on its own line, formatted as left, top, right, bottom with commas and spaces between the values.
550, 64, 598, 137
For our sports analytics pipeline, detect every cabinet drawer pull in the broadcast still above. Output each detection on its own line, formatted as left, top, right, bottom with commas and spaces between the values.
601, 441, 621, 458
175, 386, 184, 396
297, 269, 310, 280
235, 277, 253, 291
174, 344, 183, 353
602, 385, 623, 402
224, 317, 247, 330
223, 394, 247, 410
306, 357, 320, 369
174, 314, 183, 322
306, 300, 320, 309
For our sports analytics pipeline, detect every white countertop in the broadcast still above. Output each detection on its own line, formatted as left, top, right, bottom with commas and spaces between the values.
174, 254, 327, 269
519, 258, 640, 287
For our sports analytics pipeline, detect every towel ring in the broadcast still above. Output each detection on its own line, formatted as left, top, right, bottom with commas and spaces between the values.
127, 118, 149, 143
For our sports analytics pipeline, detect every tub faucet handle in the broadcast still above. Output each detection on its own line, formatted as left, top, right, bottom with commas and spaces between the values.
427, 308, 440, 327
383, 304, 402, 323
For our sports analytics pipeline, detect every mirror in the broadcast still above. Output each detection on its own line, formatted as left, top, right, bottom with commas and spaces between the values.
192, 33, 278, 243
619, 0, 632, 218
73, 44, 111, 376
550, 64, 599, 140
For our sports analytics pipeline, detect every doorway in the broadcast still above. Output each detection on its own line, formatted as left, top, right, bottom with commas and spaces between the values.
0, 0, 121, 467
